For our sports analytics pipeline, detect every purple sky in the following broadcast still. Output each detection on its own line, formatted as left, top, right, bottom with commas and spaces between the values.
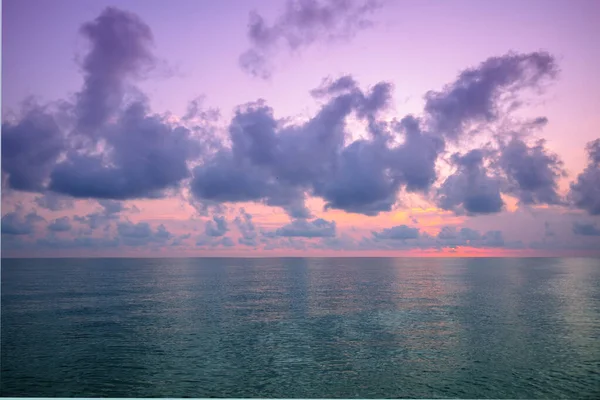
2, 0, 600, 257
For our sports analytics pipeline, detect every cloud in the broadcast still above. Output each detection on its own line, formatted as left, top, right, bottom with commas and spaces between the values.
1, 211, 45, 235
497, 136, 565, 205
437, 149, 504, 215
191, 62, 562, 218
73, 200, 129, 230
435, 226, 510, 248
570, 139, 600, 215
274, 218, 336, 237
317, 139, 400, 215
436, 126, 566, 215
74, 213, 116, 230
219, 237, 235, 247
2, 4, 579, 255
424, 52, 558, 140
239, 0, 381, 78
170, 233, 191, 247
572, 222, 600, 236
190, 80, 447, 217
2, 7, 203, 202
437, 226, 480, 241
36, 236, 120, 249
34, 193, 75, 211
356, 225, 519, 251
195, 234, 236, 248
234, 208, 259, 246
372, 225, 419, 240
587, 139, 600, 165
76, 7, 156, 132
1, 103, 65, 192
97, 199, 126, 214
47, 216, 72, 232
205, 215, 228, 237
190, 83, 392, 216
390, 115, 446, 192
116, 221, 172, 246
48, 99, 202, 200
258, 223, 525, 252
310, 75, 358, 98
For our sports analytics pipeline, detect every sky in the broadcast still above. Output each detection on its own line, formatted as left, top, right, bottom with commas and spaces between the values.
2, 0, 600, 257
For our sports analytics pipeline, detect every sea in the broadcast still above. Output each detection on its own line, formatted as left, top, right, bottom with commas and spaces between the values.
1, 257, 599, 398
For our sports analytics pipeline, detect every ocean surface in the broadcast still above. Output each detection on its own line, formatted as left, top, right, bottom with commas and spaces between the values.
1, 257, 599, 398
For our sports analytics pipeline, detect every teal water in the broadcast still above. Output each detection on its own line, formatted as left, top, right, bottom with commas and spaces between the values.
1, 257, 599, 398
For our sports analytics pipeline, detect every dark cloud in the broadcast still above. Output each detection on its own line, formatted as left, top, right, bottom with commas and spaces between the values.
117, 221, 172, 246
170, 233, 191, 247
473, 230, 506, 247
239, 0, 381, 78
572, 222, 600, 236
372, 225, 419, 240
2, 5, 568, 226
183, 96, 221, 123
117, 221, 153, 238
437, 149, 504, 215
190, 89, 349, 215
47, 216, 72, 232
73, 200, 127, 230
234, 208, 259, 246
205, 215, 228, 237
2, 104, 65, 192
310, 113, 442, 216
274, 218, 336, 237
34, 192, 75, 211
219, 237, 235, 247
586, 139, 600, 165
155, 225, 172, 241
424, 52, 558, 140
195, 62, 566, 219
570, 139, 600, 215
49, 99, 202, 200
435, 226, 510, 248
195, 236, 211, 246
1, 211, 45, 235
437, 226, 480, 241
498, 136, 565, 205
317, 139, 400, 215
74, 213, 117, 230
437, 130, 566, 215
215, 223, 523, 252
98, 199, 125, 214
389, 115, 445, 192
3, 8, 202, 202
528, 116, 549, 128
195, 234, 236, 248
190, 80, 445, 217
359, 225, 518, 250
36, 236, 120, 249
310, 75, 358, 98
76, 7, 156, 133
